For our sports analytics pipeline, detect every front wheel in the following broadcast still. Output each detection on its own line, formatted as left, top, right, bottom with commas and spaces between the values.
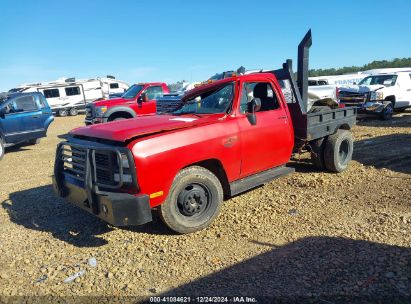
159, 166, 224, 234
324, 129, 353, 173
380, 102, 393, 120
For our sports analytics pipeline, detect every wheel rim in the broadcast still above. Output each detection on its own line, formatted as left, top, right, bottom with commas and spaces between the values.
339, 139, 350, 165
0, 143, 3, 157
59, 109, 68, 116
70, 108, 78, 115
176, 183, 210, 218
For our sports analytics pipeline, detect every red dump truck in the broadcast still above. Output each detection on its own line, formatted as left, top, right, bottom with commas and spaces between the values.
53, 30, 356, 234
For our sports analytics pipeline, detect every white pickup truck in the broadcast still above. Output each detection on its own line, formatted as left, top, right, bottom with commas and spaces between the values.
338, 71, 411, 120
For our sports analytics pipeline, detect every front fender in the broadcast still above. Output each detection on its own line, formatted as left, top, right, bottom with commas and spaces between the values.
103, 106, 137, 120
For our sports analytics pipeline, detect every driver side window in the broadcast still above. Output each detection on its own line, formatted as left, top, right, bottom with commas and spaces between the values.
240, 82, 280, 113
145, 86, 163, 100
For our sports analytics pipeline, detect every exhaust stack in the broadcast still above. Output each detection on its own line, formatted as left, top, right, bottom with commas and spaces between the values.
297, 29, 312, 105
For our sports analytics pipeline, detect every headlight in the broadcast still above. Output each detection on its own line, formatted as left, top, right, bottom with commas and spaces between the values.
370, 91, 384, 100
120, 153, 130, 168
114, 153, 132, 183
95, 106, 107, 116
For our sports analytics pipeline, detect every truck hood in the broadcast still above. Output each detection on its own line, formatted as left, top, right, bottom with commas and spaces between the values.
339, 84, 384, 93
70, 114, 225, 142
93, 97, 131, 107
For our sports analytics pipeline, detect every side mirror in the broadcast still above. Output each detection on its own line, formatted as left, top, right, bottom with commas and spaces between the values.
353, 82, 357, 85
0, 107, 6, 118
137, 92, 148, 107
246, 98, 261, 125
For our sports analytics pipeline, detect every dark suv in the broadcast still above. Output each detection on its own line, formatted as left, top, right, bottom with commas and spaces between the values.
0, 92, 54, 160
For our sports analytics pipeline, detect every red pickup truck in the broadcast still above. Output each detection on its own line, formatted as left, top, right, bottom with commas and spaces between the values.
53, 31, 357, 234
84, 82, 169, 125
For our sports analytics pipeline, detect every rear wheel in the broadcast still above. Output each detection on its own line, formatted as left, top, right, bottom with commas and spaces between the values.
69, 108, 78, 116
159, 166, 224, 234
310, 138, 326, 170
0, 137, 4, 161
58, 109, 68, 117
324, 129, 353, 173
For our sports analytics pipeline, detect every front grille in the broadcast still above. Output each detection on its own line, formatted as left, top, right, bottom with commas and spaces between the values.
339, 91, 368, 104
94, 151, 116, 186
61, 145, 87, 181
59, 142, 133, 189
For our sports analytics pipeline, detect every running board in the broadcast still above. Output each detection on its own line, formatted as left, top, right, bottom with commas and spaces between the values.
230, 166, 295, 196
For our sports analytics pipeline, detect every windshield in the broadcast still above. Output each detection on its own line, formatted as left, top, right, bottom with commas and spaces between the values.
358, 75, 397, 87
122, 84, 144, 99
173, 83, 234, 115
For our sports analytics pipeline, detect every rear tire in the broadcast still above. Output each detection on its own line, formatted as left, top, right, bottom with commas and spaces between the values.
69, 108, 78, 116
324, 129, 353, 173
58, 109, 68, 117
159, 166, 224, 234
310, 138, 326, 170
0, 137, 4, 161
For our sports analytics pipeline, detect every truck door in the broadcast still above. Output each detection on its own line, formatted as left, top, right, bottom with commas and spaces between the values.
2, 95, 42, 143
238, 80, 293, 177
138, 85, 163, 114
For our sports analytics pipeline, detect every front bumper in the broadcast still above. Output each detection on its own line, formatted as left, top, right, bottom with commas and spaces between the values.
53, 176, 152, 226
52, 140, 152, 226
340, 99, 386, 115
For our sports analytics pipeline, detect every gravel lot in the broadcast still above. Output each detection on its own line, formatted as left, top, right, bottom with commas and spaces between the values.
0, 112, 410, 302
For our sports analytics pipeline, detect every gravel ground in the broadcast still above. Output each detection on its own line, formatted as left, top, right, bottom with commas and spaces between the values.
0, 111, 410, 303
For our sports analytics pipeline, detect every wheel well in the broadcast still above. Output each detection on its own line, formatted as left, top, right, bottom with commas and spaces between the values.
108, 111, 133, 121
384, 95, 396, 106
338, 123, 351, 131
188, 159, 231, 199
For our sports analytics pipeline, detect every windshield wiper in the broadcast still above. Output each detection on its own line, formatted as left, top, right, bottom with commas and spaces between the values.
172, 111, 202, 118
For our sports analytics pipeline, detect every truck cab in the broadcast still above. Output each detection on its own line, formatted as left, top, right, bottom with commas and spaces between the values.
85, 82, 169, 125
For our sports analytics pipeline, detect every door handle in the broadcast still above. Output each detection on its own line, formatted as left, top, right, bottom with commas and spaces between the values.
32, 115, 40, 118
278, 116, 287, 119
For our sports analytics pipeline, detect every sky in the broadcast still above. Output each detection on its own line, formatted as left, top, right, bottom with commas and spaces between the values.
0, 0, 410, 91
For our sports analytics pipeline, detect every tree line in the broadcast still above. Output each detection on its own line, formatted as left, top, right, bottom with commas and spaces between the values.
309, 57, 411, 77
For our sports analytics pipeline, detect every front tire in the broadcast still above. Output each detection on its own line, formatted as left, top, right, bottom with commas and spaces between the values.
324, 129, 353, 173
159, 166, 224, 234
380, 102, 393, 121
112, 117, 126, 121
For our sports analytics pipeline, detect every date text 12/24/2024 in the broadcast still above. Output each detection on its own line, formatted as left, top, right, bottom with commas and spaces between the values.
150, 296, 258, 303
